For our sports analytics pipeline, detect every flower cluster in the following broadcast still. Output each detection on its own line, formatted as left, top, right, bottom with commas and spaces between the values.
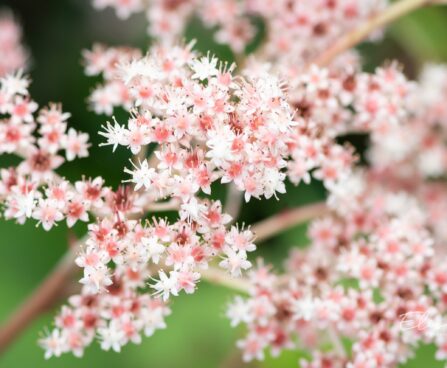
242, 0, 387, 71
0, 69, 178, 233
86, 43, 413, 201
369, 63, 447, 178
2, 1, 447, 367
0, 12, 27, 77
41, 198, 256, 357
287, 63, 414, 138
0, 68, 258, 358
0, 73, 97, 229
227, 171, 447, 367
83, 44, 142, 115
40, 290, 171, 358
0, 69, 258, 361
280, 62, 413, 187
366, 63, 447, 243
96, 43, 298, 202
90, 0, 387, 61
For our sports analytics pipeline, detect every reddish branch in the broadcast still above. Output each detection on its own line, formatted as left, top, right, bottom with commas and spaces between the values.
0, 245, 79, 354
251, 202, 328, 242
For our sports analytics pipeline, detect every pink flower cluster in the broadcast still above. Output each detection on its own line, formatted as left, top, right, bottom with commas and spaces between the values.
83, 44, 142, 115
0, 71, 179, 233
287, 63, 413, 138
228, 172, 447, 367
0, 73, 96, 229
365, 64, 447, 243
0, 12, 27, 77
96, 43, 297, 201
0, 61, 258, 357
243, 0, 387, 70
40, 290, 171, 358
281, 62, 413, 187
1, 1, 446, 366
85, 44, 413, 201
40, 198, 256, 357
0, 65, 257, 361
90, 0, 387, 60
369, 63, 447, 178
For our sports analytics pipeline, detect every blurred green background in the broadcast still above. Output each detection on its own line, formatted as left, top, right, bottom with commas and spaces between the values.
0, 0, 447, 367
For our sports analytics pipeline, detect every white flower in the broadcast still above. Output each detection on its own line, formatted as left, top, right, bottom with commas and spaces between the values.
292, 296, 318, 321
142, 236, 165, 264
219, 247, 252, 277
151, 270, 179, 301
426, 314, 447, 339
79, 264, 113, 293
418, 147, 445, 177
190, 55, 219, 81
141, 306, 169, 337
0, 70, 29, 97
225, 227, 256, 253
227, 296, 252, 327
13, 190, 36, 219
75, 247, 110, 269
32, 198, 64, 231
180, 197, 206, 222
120, 58, 158, 84
206, 127, 234, 165
124, 159, 155, 191
99, 118, 128, 152
98, 320, 126, 352
39, 329, 66, 359
62, 128, 90, 161
262, 168, 286, 199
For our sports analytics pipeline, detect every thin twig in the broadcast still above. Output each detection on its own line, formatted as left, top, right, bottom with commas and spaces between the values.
224, 183, 243, 224
251, 202, 328, 243
201, 267, 251, 293
131, 145, 148, 166
146, 198, 180, 213
313, 0, 446, 67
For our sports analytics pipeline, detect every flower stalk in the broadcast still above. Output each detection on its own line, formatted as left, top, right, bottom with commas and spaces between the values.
251, 202, 328, 243
0, 242, 80, 353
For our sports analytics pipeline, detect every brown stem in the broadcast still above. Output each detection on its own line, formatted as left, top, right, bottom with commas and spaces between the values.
313, 0, 446, 67
201, 267, 251, 293
0, 243, 80, 354
251, 202, 328, 242
224, 183, 243, 224
146, 198, 180, 213
131, 145, 148, 166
